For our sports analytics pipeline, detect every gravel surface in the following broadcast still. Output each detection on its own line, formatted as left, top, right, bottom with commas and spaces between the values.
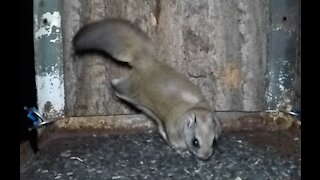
20, 130, 301, 180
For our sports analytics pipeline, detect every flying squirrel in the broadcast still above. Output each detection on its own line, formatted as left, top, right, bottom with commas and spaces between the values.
73, 18, 221, 160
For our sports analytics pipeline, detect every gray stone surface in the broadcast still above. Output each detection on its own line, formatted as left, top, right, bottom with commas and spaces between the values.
21, 130, 300, 180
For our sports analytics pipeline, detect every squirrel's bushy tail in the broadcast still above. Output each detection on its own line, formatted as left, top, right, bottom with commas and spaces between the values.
73, 19, 155, 67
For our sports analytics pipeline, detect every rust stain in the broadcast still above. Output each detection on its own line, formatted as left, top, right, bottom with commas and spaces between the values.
220, 63, 243, 89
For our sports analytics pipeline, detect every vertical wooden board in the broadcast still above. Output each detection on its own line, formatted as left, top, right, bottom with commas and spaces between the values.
63, 0, 269, 116
63, 0, 158, 116
154, 0, 268, 111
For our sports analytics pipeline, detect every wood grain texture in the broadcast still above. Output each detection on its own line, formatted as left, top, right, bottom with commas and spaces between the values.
63, 0, 269, 116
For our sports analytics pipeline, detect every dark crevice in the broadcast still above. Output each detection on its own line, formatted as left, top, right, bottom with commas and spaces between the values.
187, 72, 207, 79
155, 0, 161, 25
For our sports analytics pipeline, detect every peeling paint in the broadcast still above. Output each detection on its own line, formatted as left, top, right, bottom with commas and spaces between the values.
49, 37, 59, 43
33, 1, 65, 120
279, 84, 285, 91
266, 0, 300, 111
273, 26, 282, 31
36, 73, 65, 118
35, 11, 61, 39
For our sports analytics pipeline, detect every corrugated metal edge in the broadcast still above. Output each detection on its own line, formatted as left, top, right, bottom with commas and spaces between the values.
266, 0, 300, 112
33, 0, 65, 118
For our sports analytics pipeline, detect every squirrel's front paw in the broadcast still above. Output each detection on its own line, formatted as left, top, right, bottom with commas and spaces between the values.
178, 150, 192, 158
174, 148, 191, 158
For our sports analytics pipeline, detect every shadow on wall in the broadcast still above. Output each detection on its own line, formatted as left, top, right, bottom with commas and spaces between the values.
20, 0, 39, 153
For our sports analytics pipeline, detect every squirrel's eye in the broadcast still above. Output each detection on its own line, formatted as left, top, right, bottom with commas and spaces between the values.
192, 138, 199, 148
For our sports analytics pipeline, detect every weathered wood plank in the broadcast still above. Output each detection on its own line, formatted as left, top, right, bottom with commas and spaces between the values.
63, 0, 269, 116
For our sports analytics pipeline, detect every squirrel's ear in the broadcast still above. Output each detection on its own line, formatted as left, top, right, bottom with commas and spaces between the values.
186, 113, 196, 128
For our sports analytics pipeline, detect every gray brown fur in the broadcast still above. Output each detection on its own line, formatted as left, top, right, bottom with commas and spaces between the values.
73, 18, 221, 160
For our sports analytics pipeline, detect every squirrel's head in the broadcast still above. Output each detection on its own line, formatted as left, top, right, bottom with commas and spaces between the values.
182, 107, 221, 160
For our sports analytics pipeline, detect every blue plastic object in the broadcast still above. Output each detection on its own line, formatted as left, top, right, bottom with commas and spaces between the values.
25, 107, 41, 124
24, 106, 54, 130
